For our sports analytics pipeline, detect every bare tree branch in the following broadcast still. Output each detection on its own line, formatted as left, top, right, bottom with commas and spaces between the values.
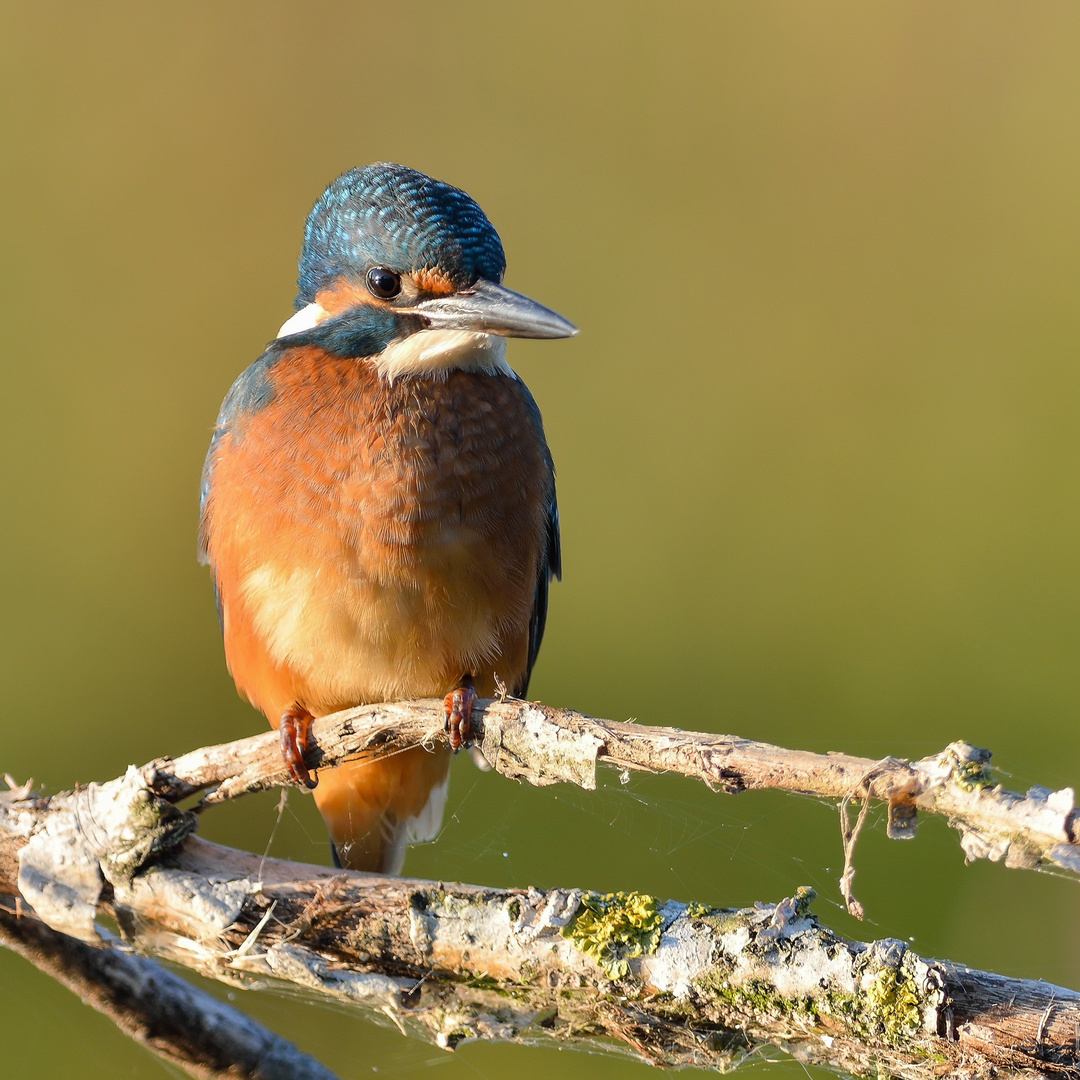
3, 808, 1079, 1080
3, 702, 1080, 1080
148, 697, 1080, 886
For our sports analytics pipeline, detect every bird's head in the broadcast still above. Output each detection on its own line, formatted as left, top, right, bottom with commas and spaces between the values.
277, 164, 577, 378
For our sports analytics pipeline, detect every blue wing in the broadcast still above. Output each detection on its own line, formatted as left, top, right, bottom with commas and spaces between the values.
518, 492, 561, 696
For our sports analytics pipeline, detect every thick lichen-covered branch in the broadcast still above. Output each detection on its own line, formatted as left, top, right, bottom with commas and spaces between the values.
2, 770, 1080, 1080
148, 697, 1080, 889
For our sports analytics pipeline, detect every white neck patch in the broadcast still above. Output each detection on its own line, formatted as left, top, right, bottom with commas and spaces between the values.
276, 302, 328, 338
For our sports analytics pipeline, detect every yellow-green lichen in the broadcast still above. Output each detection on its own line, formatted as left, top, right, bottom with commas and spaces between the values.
864, 967, 922, 1045
705, 976, 818, 1021
702, 971, 921, 1050
561, 891, 664, 979
790, 885, 816, 916
946, 744, 995, 792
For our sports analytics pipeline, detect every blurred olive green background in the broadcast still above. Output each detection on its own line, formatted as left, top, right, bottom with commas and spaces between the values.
4, 2, 1080, 1076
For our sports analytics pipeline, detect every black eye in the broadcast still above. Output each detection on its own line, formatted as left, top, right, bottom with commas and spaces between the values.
366, 266, 402, 299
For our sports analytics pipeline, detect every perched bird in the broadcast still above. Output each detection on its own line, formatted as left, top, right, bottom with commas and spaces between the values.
198, 164, 575, 872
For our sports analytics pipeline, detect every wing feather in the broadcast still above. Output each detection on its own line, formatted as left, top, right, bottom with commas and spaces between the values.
517, 490, 560, 697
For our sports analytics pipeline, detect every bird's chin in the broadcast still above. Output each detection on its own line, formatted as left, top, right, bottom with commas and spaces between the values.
374, 328, 513, 383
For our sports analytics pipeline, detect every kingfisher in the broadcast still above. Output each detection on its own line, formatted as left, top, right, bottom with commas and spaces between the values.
198, 164, 575, 873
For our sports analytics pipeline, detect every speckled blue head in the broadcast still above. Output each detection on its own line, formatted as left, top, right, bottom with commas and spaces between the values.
295, 164, 507, 310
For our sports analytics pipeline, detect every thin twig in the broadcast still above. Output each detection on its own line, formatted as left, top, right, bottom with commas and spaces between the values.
839, 792, 872, 920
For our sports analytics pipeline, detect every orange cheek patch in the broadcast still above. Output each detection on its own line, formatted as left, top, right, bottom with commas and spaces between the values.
411, 267, 456, 296
315, 279, 391, 316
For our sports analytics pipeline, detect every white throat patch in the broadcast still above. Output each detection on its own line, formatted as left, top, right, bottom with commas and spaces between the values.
375, 328, 513, 382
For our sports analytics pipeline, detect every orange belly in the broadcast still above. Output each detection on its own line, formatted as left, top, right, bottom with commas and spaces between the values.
200, 347, 553, 870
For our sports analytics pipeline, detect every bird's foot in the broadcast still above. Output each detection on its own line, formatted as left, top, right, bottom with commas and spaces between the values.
280, 703, 318, 789
444, 680, 477, 753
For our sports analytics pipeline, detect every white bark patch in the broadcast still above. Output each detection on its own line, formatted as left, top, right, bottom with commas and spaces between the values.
121, 867, 252, 939
17, 766, 195, 943
512, 887, 583, 941
18, 824, 102, 942
411, 891, 517, 965
478, 705, 602, 789
639, 909, 715, 997
266, 944, 409, 1005
765, 930, 858, 1000
720, 924, 752, 955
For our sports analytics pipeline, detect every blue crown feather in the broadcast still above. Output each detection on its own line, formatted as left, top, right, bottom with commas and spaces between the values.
295, 163, 507, 310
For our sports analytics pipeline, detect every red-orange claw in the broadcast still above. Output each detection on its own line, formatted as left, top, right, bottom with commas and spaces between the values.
444, 684, 478, 753
280, 704, 318, 789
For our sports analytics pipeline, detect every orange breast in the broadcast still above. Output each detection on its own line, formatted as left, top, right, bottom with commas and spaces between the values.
201, 347, 553, 722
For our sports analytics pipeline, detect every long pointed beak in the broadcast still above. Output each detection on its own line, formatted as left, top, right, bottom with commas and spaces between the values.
409, 278, 579, 339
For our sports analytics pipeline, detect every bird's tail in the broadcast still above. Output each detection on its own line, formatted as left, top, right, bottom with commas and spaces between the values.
311, 745, 451, 874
